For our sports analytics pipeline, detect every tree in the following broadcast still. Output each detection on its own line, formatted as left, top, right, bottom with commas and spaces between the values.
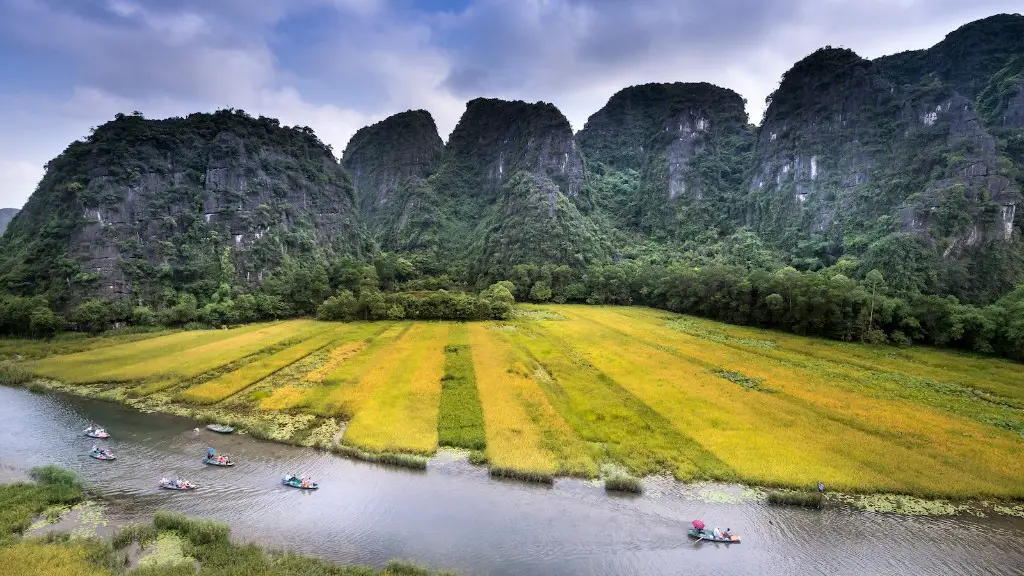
529, 280, 552, 302
865, 269, 885, 333
73, 298, 112, 333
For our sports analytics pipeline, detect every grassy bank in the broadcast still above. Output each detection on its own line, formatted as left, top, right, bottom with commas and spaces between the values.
0, 472, 454, 575
4, 307, 1023, 499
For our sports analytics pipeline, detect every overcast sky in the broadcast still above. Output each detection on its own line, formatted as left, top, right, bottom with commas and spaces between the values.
0, 0, 1020, 209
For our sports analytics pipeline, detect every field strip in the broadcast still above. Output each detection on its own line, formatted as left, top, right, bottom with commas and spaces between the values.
304, 323, 411, 416
507, 323, 732, 480
469, 324, 594, 477
569, 306, 1024, 492
541, 308, 1017, 496
255, 323, 391, 411
343, 323, 449, 454
1, 330, 175, 361
94, 320, 324, 383
30, 323, 275, 383
610, 305, 1024, 402
437, 324, 486, 450
178, 325, 352, 404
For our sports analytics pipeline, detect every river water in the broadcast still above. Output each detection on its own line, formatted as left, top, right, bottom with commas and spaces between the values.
0, 386, 1021, 575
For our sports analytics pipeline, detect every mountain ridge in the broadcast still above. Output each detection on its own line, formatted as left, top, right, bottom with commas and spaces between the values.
2, 13, 1023, 315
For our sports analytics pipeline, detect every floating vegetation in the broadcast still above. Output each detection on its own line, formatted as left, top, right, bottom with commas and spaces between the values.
833, 493, 969, 516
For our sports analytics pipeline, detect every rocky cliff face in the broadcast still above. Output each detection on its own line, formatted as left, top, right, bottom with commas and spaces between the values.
0, 110, 364, 304
0, 208, 18, 236
437, 98, 585, 202
578, 82, 753, 238
746, 35, 1023, 300
341, 110, 443, 239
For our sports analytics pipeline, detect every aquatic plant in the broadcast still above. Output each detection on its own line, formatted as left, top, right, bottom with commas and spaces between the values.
604, 474, 644, 494
766, 490, 823, 508
0, 360, 32, 386
153, 511, 230, 545
488, 466, 555, 484
330, 444, 428, 470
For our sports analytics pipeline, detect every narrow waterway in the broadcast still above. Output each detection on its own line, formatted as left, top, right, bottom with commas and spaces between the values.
0, 386, 1020, 575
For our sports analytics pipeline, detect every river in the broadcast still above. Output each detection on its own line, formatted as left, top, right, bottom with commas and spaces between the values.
0, 386, 1021, 575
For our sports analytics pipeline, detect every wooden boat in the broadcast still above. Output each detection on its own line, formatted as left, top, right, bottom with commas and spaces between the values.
89, 450, 116, 461
159, 479, 197, 491
688, 528, 740, 543
202, 456, 234, 467
206, 424, 234, 434
83, 427, 110, 438
282, 475, 318, 490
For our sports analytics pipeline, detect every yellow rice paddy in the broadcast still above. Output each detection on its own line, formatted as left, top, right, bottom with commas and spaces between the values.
15, 307, 1024, 498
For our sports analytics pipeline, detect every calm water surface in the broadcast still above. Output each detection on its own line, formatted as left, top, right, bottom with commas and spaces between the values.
0, 386, 1021, 576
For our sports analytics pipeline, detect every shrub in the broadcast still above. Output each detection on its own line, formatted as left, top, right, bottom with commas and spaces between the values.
153, 511, 230, 545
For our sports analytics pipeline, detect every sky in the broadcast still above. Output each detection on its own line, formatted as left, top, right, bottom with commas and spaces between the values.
0, 0, 1020, 210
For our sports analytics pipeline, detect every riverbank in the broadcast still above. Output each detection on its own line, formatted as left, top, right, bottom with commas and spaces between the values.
2, 385, 1023, 575
4, 305, 1023, 500
1, 469, 453, 576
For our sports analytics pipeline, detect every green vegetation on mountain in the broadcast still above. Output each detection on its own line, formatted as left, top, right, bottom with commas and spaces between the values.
1, 15, 1024, 361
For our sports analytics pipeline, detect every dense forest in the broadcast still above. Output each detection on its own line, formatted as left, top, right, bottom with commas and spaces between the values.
1, 14, 1023, 360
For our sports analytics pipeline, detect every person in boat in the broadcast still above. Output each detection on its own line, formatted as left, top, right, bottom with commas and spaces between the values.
91, 444, 98, 453
712, 527, 723, 539
207, 448, 215, 460
721, 528, 732, 539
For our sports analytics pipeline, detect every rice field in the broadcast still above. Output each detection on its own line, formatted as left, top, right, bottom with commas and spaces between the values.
13, 307, 1024, 498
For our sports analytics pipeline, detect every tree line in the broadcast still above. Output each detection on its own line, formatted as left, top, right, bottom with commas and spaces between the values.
1, 253, 1022, 362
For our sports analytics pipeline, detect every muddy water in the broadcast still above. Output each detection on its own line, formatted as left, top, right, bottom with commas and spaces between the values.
0, 386, 1021, 576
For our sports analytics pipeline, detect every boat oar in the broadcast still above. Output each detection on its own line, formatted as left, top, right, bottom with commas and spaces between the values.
693, 535, 704, 545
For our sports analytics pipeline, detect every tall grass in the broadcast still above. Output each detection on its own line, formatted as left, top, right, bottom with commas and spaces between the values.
0, 467, 83, 539
436, 325, 486, 450
178, 326, 346, 404
0, 360, 32, 386
767, 490, 824, 508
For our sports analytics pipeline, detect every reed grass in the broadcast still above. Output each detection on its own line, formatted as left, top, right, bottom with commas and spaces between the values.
437, 325, 486, 450
488, 466, 555, 484
767, 490, 824, 508
604, 474, 644, 494
329, 444, 428, 470
0, 360, 32, 386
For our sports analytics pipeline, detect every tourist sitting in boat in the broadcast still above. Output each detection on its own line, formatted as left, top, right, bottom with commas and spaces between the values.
721, 528, 732, 539
713, 527, 723, 539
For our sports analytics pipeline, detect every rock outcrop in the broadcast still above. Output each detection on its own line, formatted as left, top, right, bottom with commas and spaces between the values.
341, 110, 443, 238
0, 110, 364, 304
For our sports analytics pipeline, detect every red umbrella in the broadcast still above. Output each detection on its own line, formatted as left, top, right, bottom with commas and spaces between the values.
692, 520, 705, 530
